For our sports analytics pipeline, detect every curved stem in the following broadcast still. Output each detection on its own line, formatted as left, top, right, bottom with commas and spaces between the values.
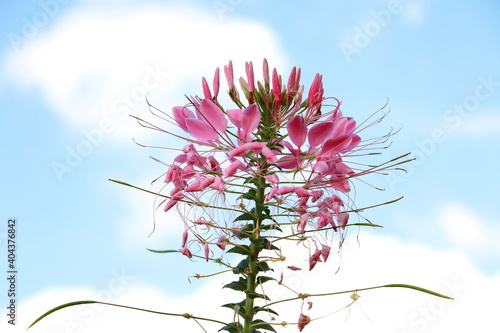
261, 283, 453, 309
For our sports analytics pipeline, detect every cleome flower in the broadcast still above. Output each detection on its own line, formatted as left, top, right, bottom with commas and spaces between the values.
140, 59, 403, 270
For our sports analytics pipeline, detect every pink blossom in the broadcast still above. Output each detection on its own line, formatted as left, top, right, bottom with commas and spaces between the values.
179, 247, 192, 259
287, 265, 301, 271
155, 59, 395, 273
203, 243, 210, 262
298, 313, 311, 332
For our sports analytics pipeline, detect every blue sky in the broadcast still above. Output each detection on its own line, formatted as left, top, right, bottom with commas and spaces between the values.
1, 1, 500, 332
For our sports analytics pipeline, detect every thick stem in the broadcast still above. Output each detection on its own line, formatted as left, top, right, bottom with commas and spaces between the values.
242, 179, 266, 333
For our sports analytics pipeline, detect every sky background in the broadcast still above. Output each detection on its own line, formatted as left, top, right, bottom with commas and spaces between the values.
1, 0, 500, 332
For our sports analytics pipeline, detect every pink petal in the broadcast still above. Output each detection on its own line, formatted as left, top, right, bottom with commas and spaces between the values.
223, 159, 243, 178
245, 61, 255, 92
163, 199, 178, 212
209, 176, 225, 192
224, 60, 234, 89
262, 58, 270, 84
321, 244, 331, 261
294, 187, 312, 197
179, 247, 192, 258
186, 118, 219, 141
265, 174, 279, 185
342, 134, 361, 153
201, 77, 212, 99
329, 117, 348, 138
213, 67, 220, 97
276, 155, 299, 169
287, 265, 302, 271
203, 243, 210, 262
227, 108, 243, 128
272, 68, 281, 96
308, 122, 333, 148
275, 186, 296, 195
241, 104, 261, 134
227, 142, 267, 158
216, 235, 227, 250
299, 213, 309, 233
318, 135, 352, 157
312, 160, 329, 174
262, 146, 277, 163
199, 99, 227, 131
337, 213, 349, 228
287, 115, 307, 148
172, 106, 195, 132
298, 314, 311, 332
181, 230, 188, 247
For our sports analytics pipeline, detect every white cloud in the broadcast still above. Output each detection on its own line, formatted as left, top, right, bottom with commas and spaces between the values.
6, 233, 499, 333
438, 203, 500, 257
450, 111, 500, 137
3, 3, 287, 142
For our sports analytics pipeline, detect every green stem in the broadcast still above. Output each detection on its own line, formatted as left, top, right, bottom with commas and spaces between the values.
242, 178, 266, 333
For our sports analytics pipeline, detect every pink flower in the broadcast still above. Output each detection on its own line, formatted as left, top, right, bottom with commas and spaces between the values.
153, 59, 396, 273
179, 247, 192, 259
287, 265, 302, 271
298, 313, 311, 332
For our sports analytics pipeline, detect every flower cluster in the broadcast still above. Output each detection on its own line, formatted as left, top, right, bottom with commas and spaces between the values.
154, 59, 391, 269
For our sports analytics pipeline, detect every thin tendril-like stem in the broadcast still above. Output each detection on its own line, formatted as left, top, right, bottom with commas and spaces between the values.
261, 283, 453, 309
28, 300, 234, 330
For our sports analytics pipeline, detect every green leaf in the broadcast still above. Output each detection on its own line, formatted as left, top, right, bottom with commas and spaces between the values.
30, 300, 226, 329
260, 223, 282, 232
252, 319, 277, 333
221, 301, 245, 317
234, 212, 255, 222
256, 276, 275, 285
254, 306, 279, 316
146, 249, 178, 253
29, 300, 98, 329
226, 245, 250, 255
233, 258, 249, 274
252, 237, 279, 251
382, 284, 454, 299
234, 224, 254, 239
242, 188, 257, 200
219, 322, 243, 333
256, 262, 272, 273
223, 277, 248, 291
247, 292, 270, 301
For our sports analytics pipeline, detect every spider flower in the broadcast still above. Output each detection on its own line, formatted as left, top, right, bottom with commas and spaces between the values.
149, 59, 397, 268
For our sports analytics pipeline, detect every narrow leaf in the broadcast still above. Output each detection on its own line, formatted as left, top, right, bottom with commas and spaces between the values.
219, 322, 243, 333
256, 276, 275, 285
223, 277, 247, 291
252, 319, 277, 333
234, 213, 254, 222
226, 245, 250, 255
382, 284, 454, 299
254, 306, 279, 316
146, 249, 178, 253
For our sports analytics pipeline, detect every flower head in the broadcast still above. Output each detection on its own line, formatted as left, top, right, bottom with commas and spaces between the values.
141, 59, 401, 269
